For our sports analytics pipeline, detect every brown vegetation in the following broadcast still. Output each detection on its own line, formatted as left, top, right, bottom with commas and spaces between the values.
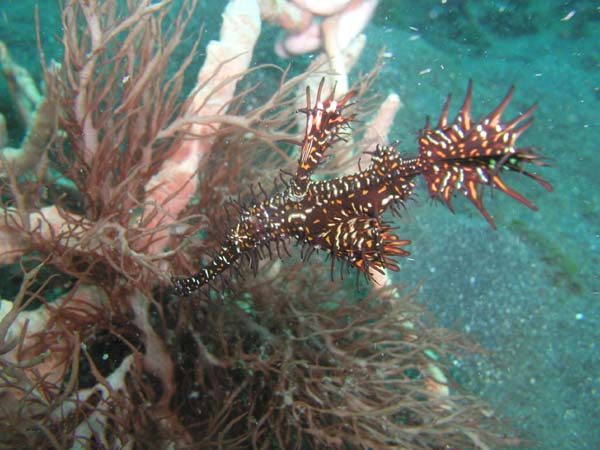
0, 0, 513, 448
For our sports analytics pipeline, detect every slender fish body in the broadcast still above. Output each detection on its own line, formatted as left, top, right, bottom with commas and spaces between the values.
172, 80, 551, 296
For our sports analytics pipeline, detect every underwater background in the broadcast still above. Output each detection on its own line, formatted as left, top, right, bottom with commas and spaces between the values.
0, 0, 598, 448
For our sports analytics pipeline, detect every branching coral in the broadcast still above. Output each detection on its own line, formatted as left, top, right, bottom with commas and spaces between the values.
0, 0, 517, 448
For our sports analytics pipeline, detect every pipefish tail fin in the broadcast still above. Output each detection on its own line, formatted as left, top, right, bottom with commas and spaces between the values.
417, 80, 552, 228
